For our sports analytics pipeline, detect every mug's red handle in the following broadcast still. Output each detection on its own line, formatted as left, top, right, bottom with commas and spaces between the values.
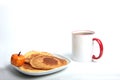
92, 38, 103, 59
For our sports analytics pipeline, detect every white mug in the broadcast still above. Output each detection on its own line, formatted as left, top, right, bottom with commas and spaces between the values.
71, 30, 103, 62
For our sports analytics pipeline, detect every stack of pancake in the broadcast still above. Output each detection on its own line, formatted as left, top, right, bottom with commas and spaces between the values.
19, 51, 67, 72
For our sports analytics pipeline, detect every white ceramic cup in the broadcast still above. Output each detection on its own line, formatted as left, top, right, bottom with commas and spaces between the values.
72, 30, 103, 62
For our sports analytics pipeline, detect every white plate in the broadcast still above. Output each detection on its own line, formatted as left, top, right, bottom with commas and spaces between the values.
11, 54, 71, 76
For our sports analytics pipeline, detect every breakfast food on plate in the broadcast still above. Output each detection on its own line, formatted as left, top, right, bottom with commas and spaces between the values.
24, 51, 53, 64
11, 50, 68, 72
30, 54, 67, 70
11, 51, 25, 67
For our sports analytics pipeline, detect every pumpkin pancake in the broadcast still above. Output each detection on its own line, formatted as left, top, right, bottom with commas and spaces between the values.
19, 63, 48, 72
19, 51, 67, 72
24, 50, 53, 63
30, 55, 66, 70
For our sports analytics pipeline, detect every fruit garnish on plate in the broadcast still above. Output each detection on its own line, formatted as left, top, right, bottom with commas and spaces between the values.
11, 51, 25, 67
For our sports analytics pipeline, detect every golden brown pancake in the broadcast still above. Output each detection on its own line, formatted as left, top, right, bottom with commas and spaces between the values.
19, 51, 67, 72
19, 63, 47, 72
30, 55, 65, 70
24, 51, 53, 63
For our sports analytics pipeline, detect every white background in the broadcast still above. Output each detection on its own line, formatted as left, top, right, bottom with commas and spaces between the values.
0, 0, 120, 64
1, 0, 120, 79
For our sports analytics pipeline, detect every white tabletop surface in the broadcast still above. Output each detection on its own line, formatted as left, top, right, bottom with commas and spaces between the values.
1, 53, 120, 80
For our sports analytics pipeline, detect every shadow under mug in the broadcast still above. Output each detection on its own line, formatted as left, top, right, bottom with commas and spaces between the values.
72, 30, 103, 62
